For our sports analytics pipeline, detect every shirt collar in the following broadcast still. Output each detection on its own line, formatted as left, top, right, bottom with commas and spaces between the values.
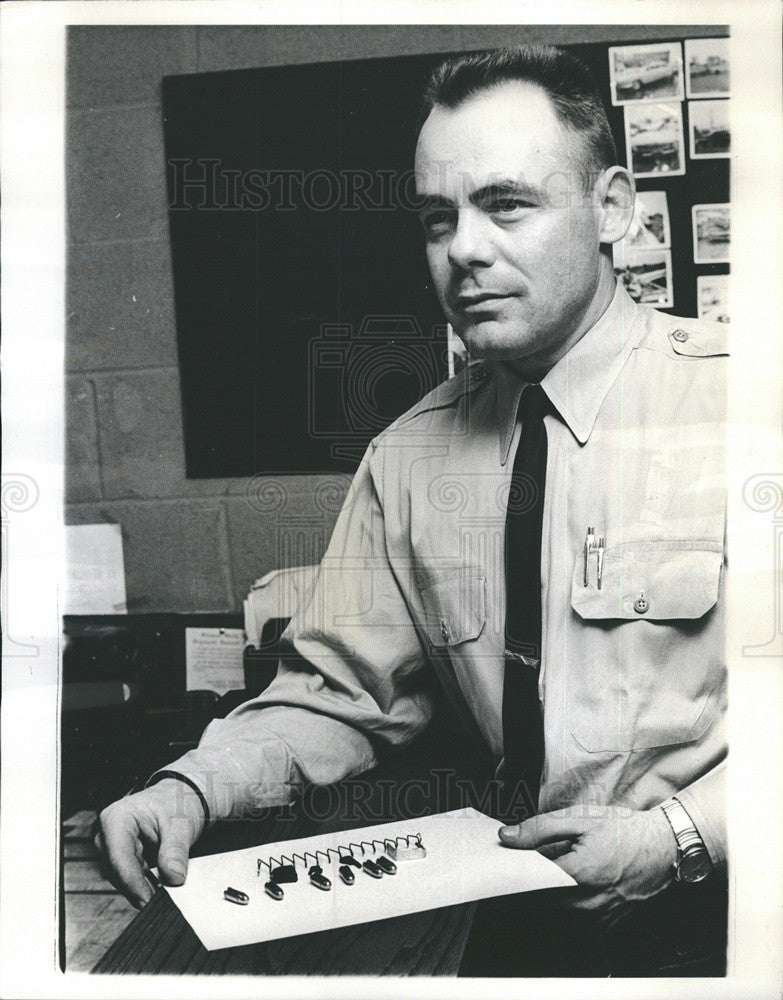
493, 283, 642, 465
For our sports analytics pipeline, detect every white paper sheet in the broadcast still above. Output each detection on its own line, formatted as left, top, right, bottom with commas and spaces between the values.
185, 627, 245, 694
161, 808, 576, 950
64, 523, 127, 614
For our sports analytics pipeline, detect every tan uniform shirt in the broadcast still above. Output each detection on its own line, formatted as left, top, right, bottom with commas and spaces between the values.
164, 284, 728, 866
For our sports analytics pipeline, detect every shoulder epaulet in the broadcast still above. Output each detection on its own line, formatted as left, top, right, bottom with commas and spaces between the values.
386, 360, 492, 431
664, 317, 730, 358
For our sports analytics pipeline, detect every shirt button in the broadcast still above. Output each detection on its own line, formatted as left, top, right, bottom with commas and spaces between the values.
440, 621, 450, 643
633, 594, 649, 614
672, 329, 688, 343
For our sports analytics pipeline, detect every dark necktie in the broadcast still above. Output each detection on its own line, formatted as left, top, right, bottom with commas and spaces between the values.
501, 382, 553, 820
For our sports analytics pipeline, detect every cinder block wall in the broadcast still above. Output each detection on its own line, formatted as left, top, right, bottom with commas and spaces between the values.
65, 23, 722, 613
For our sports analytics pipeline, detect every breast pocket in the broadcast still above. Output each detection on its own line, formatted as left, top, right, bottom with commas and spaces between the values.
567, 540, 724, 753
416, 568, 486, 649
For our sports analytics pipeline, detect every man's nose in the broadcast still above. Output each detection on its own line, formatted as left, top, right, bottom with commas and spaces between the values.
447, 209, 496, 271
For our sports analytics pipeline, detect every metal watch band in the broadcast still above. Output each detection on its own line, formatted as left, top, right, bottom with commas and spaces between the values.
661, 798, 709, 869
661, 798, 702, 846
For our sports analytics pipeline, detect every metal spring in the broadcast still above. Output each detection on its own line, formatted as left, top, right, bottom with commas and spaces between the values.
257, 830, 423, 875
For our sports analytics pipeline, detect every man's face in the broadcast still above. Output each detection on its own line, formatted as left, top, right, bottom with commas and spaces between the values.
415, 81, 607, 370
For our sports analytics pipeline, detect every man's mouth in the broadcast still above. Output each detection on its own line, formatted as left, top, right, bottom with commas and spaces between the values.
454, 292, 516, 310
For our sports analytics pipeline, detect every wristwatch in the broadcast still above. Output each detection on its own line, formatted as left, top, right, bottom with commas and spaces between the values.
660, 797, 714, 884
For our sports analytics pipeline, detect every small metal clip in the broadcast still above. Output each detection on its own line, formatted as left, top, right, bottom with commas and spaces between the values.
269, 863, 298, 884
308, 865, 332, 891
504, 648, 540, 669
224, 886, 249, 905
362, 859, 384, 879
264, 881, 284, 901
375, 855, 397, 875
388, 833, 427, 861
339, 864, 356, 885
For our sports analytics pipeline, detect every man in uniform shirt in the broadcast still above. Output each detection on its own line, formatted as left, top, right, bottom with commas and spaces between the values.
97, 45, 728, 975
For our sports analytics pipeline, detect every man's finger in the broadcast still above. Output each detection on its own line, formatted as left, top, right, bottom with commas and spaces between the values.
99, 812, 154, 909
156, 825, 190, 887
93, 830, 125, 895
498, 809, 593, 849
537, 838, 574, 860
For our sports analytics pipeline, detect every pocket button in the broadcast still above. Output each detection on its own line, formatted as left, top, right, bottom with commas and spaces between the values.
633, 593, 649, 614
440, 620, 451, 643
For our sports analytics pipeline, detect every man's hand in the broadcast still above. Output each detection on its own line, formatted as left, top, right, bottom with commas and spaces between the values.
94, 778, 207, 908
499, 804, 678, 921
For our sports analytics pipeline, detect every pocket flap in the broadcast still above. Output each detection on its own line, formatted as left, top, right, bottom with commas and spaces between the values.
417, 569, 486, 647
571, 542, 722, 620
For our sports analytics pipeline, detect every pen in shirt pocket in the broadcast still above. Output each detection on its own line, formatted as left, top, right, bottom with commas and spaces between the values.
583, 526, 596, 586
583, 528, 605, 588
596, 535, 605, 589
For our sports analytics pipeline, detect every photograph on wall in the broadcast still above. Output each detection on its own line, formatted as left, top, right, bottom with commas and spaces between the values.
697, 275, 730, 323
608, 41, 684, 105
624, 101, 686, 178
685, 36, 730, 98
693, 203, 730, 263
612, 245, 674, 307
689, 99, 730, 158
615, 190, 670, 251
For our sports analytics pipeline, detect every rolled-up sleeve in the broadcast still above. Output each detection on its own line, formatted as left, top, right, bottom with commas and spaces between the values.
152, 446, 433, 823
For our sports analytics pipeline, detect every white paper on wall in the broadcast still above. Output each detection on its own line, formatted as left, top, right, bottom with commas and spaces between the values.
64, 523, 127, 615
185, 627, 245, 694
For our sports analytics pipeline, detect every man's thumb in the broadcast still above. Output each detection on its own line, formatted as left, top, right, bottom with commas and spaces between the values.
157, 831, 189, 886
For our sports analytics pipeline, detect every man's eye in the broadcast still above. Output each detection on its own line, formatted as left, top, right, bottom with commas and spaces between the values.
488, 198, 533, 214
420, 211, 454, 232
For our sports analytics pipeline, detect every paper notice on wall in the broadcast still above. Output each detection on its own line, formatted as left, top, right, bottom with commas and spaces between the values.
65, 523, 127, 614
185, 627, 245, 694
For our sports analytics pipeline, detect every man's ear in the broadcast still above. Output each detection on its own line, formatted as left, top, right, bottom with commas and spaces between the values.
595, 166, 636, 245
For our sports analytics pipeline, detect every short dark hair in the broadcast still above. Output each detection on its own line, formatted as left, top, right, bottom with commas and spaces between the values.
419, 45, 618, 189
